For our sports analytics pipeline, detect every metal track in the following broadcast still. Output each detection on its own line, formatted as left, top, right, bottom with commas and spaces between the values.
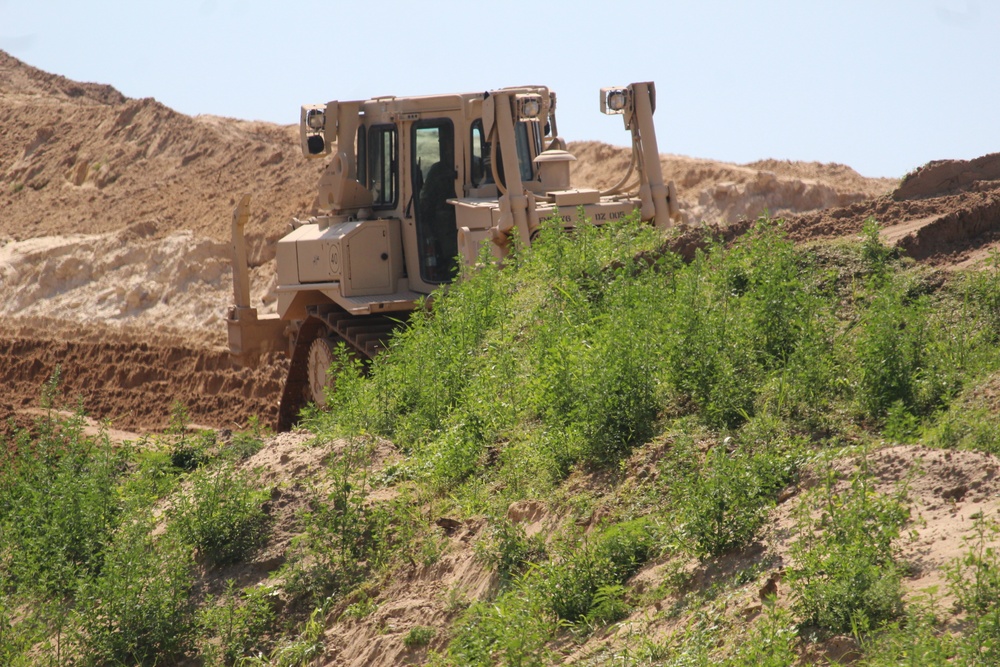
275, 306, 404, 431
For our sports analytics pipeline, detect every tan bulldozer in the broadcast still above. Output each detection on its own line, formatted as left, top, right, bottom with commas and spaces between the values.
227, 82, 679, 430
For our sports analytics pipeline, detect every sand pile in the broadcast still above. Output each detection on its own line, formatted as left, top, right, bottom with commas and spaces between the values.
0, 223, 277, 346
569, 141, 897, 224
780, 152, 1000, 267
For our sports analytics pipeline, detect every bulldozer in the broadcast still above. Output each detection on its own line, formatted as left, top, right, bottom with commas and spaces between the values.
227, 82, 680, 430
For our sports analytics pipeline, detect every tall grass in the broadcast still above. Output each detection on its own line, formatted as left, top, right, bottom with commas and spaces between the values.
0, 405, 125, 597
0, 384, 275, 665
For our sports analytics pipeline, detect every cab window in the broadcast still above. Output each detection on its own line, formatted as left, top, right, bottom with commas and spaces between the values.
368, 124, 397, 208
514, 121, 535, 182
471, 120, 536, 188
356, 126, 367, 185
470, 120, 495, 188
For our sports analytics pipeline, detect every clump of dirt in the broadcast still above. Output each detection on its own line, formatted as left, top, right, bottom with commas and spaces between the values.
781, 152, 1000, 267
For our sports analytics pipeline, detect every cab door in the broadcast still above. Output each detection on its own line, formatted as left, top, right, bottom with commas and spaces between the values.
410, 119, 458, 284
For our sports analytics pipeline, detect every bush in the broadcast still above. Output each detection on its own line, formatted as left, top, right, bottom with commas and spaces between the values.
787, 459, 909, 634
285, 438, 393, 603
75, 515, 195, 665
945, 513, 1000, 664
671, 439, 798, 559
171, 462, 270, 566
403, 625, 435, 648
448, 590, 553, 667
541, 518, 655, 623
197, 580, 278, 665
0, 409, 125, 596
474, 516, 547, 584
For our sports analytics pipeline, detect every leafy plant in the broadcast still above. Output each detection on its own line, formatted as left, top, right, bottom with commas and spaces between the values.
582, 584, 630, 626
404, 625, 435, 648
787, 457, 909, 634
250, 606, 326, 667
945, 512, 1000, 664
171, 462, 271, 566
671, 438, 798, 559
197, 580, 278, 666
474, 516, 547, 584
285, 437, 390, 603
75, 514, 195, 665
0, 405, 124, 596
541, 518, 655, 623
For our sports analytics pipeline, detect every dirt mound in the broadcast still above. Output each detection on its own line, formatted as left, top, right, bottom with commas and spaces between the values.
1, 50, 318, 263
0, 225, 277, 346
0, 49, 126, 105
894, 153, 1000, 201
569, 141, 897, 225
781, 152, 1000, 267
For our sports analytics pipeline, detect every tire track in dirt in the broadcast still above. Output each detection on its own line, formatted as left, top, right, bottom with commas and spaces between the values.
0, 334, 286, 433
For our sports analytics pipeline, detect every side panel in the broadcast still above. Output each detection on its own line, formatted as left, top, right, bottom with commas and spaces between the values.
343, 219, 401, 296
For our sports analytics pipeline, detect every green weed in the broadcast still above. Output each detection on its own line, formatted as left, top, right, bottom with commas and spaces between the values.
284, 437, 392, 603
197, 580, 278, 666
74, 513, 195, 665
787, 456, 909, 634
404, 625, 435, 648
0, 406, 125, 597
474, 516, 547, 584
669, 437, 799, 559
945, 512, 1000, 664
171, 462, 271, 567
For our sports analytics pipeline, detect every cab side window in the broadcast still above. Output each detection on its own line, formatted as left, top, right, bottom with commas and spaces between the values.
470, 120, 495, 187
514, 121, 535, 182
368, 125, 397, 208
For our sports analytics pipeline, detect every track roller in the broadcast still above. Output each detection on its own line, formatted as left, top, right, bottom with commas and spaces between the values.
307, 337, 336, 407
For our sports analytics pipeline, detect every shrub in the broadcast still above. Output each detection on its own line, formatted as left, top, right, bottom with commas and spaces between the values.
0, 409, 124, 596
787, 459, 909, 634
197, 580, 278, 665
853, 285, 927, 420
671, 439, 798, 559
403, 625, 435, 648
171, 462, 270, 566
945, 512, 1000, 664
474, 516, 547, 584
75, 514, 195, 665
541, 518, 654, 623
448, 590, 553, 667
285, 438, 391, 603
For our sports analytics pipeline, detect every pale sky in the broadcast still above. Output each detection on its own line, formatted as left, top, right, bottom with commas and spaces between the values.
2, 0, 997, 178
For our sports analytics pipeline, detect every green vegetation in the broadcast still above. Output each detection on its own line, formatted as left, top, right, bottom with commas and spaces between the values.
786, 457, 910, 634
9, 214, 1000, 664
0, 397, 275, 665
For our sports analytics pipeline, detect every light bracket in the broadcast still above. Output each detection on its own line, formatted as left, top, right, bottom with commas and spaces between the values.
600, 87, 632, 115
515, 93, 543, 122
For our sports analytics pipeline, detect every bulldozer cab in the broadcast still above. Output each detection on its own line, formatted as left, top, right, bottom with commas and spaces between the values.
345, 91, 549, 292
